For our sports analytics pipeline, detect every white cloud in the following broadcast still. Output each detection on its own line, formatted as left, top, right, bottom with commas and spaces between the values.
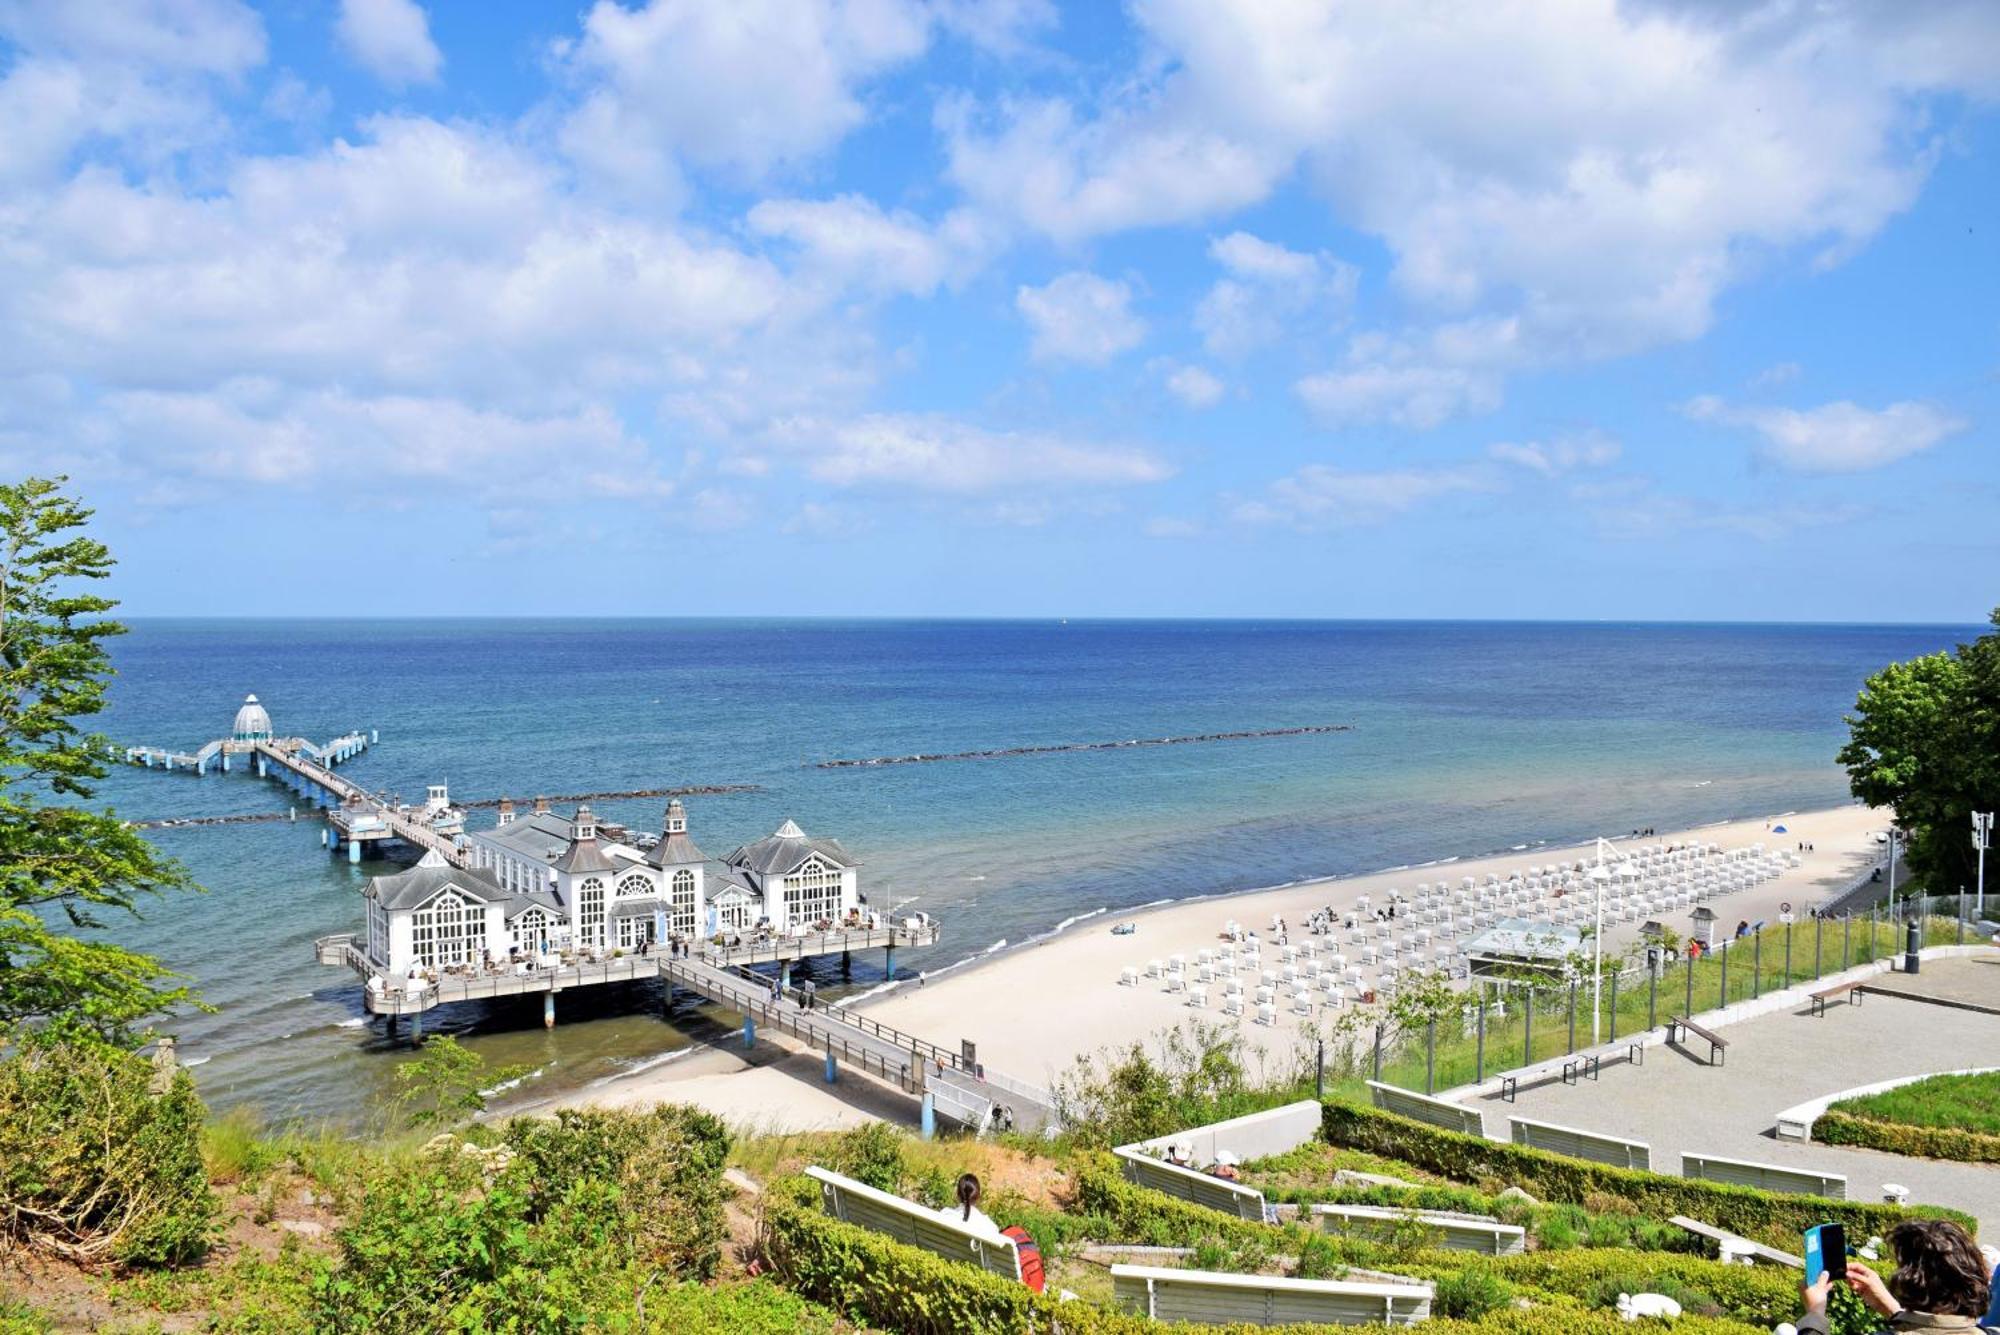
773, 413, 1172, 493
1296, 353, 1502, 430
1488, 430, 1622, 477
558, 0, 930, 198
785, 501, 872, 539
1232, 462, 1491, 529
1015, 271, 1146, 365
0, 0, 266, 74
337, 0, 442, 88
747, 194, 990, 298
1143, 515, 1205, 539
1163, 363, 1225, 410
1752, 361, 1803, 388
1684, 395, 1967, 473
1195, 231, 1358, 359
944, 2, 1998, 374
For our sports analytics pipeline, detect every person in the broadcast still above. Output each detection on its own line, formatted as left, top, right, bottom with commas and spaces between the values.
1798, 1219, 1993, 1334
939, 1173, 1004, 1240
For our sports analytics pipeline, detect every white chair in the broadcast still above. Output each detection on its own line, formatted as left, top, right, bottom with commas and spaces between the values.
1222, 994, 1243, 1017
1256, 1002, 1277, 1027
1120, 966, 1140, 987
1197, 963, 1215, 984
1146, 958, 1163, 978
1188, 985, 1208, 1009
1291, 989, 1313, 1016
1166, 971, 1186, 993
1255, 985, 1276, 1008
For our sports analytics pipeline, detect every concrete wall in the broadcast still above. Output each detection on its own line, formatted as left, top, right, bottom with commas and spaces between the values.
1129, 1098, 1324, 1166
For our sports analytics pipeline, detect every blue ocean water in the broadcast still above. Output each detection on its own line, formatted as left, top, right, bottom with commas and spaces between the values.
88, 618, 1976, 1125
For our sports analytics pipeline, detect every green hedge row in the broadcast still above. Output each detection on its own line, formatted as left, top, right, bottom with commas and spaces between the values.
1319, 1099, 1974, 1246
762, 1170, 1768, 1335
1814, 1109, 2000, 1165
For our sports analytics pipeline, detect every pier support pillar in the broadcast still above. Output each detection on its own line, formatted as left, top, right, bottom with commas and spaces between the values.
257, 756, 267, 778
222, 753, 231, 773
824, 1052, 838, 1084
742, 1016, 756, 1049
842, 951, 851, 979
371, 729, 379, 744
884, 946, 896, 980
348, 838, 361, 865
409, 1012, 422, 1043
779, 962, 792, 995
386, 1015, 398, 1038
920, 1093, 936, 1141
543, 992, 556, 1030
321, 828, 330, 848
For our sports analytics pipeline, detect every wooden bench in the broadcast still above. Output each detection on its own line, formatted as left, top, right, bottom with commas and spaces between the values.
1562, 1054, 1600, 1084
1112, 1263, 1432, 1326
1367, 1080, 1486, 1137
1666, 1014, 1728, 1065
1114, 1146, 1270, 1221
1808, 982, 1864, 1017
1310, 1203, 1526, 1255
1670, 1215, 1805, 1268
1508, 1115, 1651, 1170
1680, 1153, 1847, 1200
805, 1165, 1023, 1282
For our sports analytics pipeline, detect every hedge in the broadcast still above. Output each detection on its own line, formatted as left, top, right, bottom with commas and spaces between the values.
1319, 1099, 1975, 1246
761, 1171, 1769, 1335
1814, 1109, 2000, 1165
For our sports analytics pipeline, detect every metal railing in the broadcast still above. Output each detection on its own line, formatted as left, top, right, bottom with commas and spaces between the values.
667, 963, 921, 1091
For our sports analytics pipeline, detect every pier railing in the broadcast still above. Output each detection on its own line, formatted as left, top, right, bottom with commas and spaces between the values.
668, 964, 922, 1092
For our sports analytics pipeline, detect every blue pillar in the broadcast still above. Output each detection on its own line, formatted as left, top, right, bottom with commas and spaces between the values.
779, 962, 793, 994
885, 946, 896, 980
543, 992, 555, 1029
321, 828, 329, 848
920, 1093, 936, 1140
221, 753, 231, 773
409, 1011, 423, 1042
348, 837, 362, 865
743, 1016, 756, 1049
824, 1052, 838, 1084
371, 729, 379, 744
256, 755, 267, 778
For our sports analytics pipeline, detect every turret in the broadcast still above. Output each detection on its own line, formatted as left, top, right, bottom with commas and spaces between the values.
497, 796, 516, 827
664, 798, 687, 836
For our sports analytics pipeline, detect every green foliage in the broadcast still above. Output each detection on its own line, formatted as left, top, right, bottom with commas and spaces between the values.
641, 1280, 852, 1334
1839, 611, 2000, 895
1051, 1018, 1302, 1150
827, 1119, 908, 1191
0, 1034, 219, 1266
393, 1034, 527, 1128
1320, 1099, 1975, 1247
200, 1106, 284, 1185
0, 476, 200, 1044
313, 1103, 732, 1332
1433, 1262, 1515, 1319
1815, 1108, 2000, 1164
1827, 1069, 2000, 1135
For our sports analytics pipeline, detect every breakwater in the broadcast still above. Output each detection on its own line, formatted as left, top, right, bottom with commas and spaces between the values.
814, 725, 1354, 769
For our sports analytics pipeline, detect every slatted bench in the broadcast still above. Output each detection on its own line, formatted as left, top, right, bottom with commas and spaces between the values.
1310, 1203, 1526, 1255
1680, 1152, 1847, 1200
1670, 1215, 1805, 1268
1508, 1115, 1651, 1170
805, 1165, 1024, 1282
1666, 1014, 1728, 1065
1367, 1080, 1486, 1137
1808, 982, 1864, 1017
1112, 1263, 1433, 1326
1114, 1147, 1270, 1221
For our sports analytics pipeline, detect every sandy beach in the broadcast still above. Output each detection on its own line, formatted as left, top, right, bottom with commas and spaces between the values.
559, 801, 1889, 1130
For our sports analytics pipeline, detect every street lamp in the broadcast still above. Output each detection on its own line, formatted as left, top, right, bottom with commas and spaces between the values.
1888, 828, 1900, 919
1975, 813, 1993, 917
1588, 840, 1618, 1046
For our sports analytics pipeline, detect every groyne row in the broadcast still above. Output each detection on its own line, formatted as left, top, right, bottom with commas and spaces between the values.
131, 783, 761, 830
814, 724, 1354, 769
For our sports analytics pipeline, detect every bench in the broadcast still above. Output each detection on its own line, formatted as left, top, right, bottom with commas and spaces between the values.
1114, 1147, 1270, 1221
1563, 1054, 1600, 1084
1367, 1080, 1486, 1137
1670, 1215, 1805, 1268
805, 1165, 1023, 1282
1508, 1115, 1651, 1170
1310, 1204, 1526, 1256
1666, 1014, 1727, 1065
1808, 982, 1864, 1017
1111, 1263, 1432, 1326
1680, 1153, 1847, 1200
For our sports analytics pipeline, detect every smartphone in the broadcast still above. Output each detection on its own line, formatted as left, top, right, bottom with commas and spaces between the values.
1805, 1223, 1848, 1284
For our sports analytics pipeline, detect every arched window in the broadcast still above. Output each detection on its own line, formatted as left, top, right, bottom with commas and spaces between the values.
616, 873, 653, 901
671, 868, 697, 936
577, 877, 606, 949
781, 856, 844, 929
413, 890, 477, 968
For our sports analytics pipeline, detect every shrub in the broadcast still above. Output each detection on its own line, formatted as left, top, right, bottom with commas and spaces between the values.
1320, 1099, 1974, 1246
0, 1036, 219, 1266
827, 1120, 906, 1191
1814, 1108, 2000, 1164
1434, 1263, 1514, 1319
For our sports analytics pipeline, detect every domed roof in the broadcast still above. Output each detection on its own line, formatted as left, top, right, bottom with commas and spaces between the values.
232, 693, 272, 738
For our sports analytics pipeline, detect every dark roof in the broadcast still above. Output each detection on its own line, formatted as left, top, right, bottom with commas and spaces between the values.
647, 831, 708, 868
726, 819, 855, 877
553, 836, 619, 876
363, 855, 507, 914
472, 811, 573, 861
706, 864, 760, 901
504, 888, 565, 921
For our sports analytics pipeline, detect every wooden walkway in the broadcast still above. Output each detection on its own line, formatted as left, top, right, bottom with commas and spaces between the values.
256, 743, 467, 866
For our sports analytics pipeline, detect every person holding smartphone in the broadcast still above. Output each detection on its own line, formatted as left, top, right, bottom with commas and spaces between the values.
1799, 1220, 1994, 1333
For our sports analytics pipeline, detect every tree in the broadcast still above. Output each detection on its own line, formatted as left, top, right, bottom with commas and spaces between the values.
1839, 610, 2000, 898
394, 1035, 527, 1128
0, 476, 199, 1044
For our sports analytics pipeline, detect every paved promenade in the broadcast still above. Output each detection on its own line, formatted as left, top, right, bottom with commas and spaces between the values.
1481, 955, 2000, 1232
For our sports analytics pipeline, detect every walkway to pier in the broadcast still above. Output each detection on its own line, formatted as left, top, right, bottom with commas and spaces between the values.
256, 744, 467, 866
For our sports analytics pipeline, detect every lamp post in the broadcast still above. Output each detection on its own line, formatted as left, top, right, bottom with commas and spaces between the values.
1975, 813, 1993, 918
1589, 840, 1616, 1046
1888, 828, 1900, 920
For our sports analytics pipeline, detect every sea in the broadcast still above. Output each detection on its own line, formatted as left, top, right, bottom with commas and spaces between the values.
86, 618, 1977, 1127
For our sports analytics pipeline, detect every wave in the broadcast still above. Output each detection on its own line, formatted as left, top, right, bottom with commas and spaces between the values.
337, 1017, 367, 1028
480, 1063, 550, 1099
594, 1047, 696, 1085
183, 1056, 212, 1068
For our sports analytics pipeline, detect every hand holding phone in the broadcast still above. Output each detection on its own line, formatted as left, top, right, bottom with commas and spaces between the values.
1804, 1223, 1848, 1286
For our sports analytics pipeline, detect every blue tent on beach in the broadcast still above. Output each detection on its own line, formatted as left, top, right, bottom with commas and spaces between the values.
1772, 824, 1789, 833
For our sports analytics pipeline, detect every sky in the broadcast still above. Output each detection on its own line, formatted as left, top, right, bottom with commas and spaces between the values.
3, 0, 1996, 621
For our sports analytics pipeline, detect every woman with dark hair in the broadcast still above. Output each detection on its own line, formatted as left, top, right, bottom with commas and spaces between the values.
1799, 1219, 1994, 1333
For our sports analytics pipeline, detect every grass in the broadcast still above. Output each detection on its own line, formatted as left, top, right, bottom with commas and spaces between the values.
1829, 1071, 2000, 1136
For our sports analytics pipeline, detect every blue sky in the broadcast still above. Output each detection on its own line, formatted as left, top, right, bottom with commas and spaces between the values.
4, 1, 1996, 620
